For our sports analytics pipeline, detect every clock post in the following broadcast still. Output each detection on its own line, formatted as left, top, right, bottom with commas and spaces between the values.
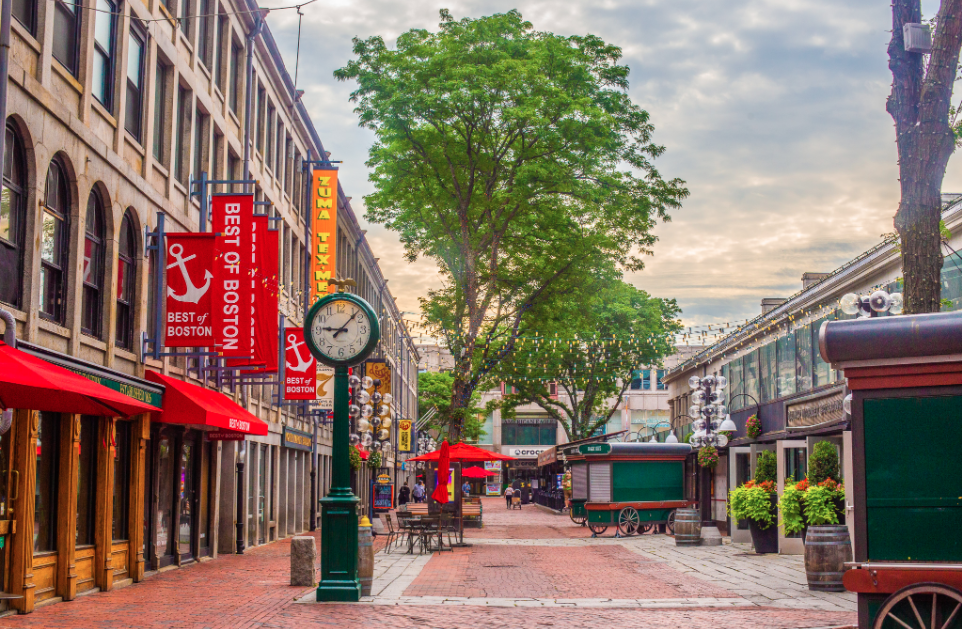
305, 286, 380, 603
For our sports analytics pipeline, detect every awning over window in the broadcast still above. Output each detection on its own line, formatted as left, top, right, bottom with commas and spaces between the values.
146, 371, 268, 436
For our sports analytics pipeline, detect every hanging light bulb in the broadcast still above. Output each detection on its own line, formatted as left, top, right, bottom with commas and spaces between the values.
349, 375, 361, 387
719, 414, 737, 432
357, 390, 371, 405
843, 393, 853, 415
362, 433, 374, 447
380, 418, 392, 430
371, 392, 382, 405
377, 429, 390, 441
361, 404, 373, 419
361, 376, 374, 389
349, 404, 361, 418
869, 290, 891, 313
357, 419, 371, 432
889, 293, 904, 315
350, 433, 360, 445
688, 376, 701, 389
382, 393, 393, 405
840, 293, 860, 316
716, 375, 727, 390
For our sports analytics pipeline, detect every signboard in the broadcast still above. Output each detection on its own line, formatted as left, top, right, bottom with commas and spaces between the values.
283, 328, 316, 400
65, 367, 162, 408
372, 480, 394, 511
211, 193, 253, 358
786, 388, 845, 429
398, 419, 413, 452
579, 443, 611, 455
164, 233, 215, 347
506, 446, 552, 458
282, 426, 313, 451
250, 219, 279, 371
486, 483, 501, 496
483, 461, 501, 471
537, 447, 558, 467
309, 169, 338, 300
206, 431, 246, 441
316, 366, 334, 411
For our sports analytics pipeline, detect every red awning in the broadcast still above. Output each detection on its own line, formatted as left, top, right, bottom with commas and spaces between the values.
407, 442, 516, 463
146, 371, 268, 436
0, 340, 160, 417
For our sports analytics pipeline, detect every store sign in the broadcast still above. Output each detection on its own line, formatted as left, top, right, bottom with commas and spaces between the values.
484, 461, 501, 471
579, 443, 611, 455
398, 419, 413, 452
507, 446, 552, 458
537, 447, 558, 467
786, 389, 845, 429
372, 479, 394, 511
309, 169, 338, 300
316, 366, 334, 410
486, 483, 501, 496
211, 193, 253, 358
283, 426, 313, 451
206, 431, 246, 441
284, 327, 316, 400
164, 233, 216, 347
65, 367, 163, 408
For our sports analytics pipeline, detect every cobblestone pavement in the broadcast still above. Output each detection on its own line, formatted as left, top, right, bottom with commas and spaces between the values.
0, 497, 858, 628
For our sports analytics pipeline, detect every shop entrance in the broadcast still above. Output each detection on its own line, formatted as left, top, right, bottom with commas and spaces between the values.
147, 426, 206, 569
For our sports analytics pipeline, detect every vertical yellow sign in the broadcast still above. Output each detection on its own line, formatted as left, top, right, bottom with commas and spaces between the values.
310, 169, 338, 300
398, 420, 412, 452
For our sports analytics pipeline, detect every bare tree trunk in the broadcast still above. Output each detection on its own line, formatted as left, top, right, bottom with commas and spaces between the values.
888, 0, 962, 312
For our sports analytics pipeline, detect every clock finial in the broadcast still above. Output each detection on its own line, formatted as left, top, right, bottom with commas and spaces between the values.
327, 278, 358, 293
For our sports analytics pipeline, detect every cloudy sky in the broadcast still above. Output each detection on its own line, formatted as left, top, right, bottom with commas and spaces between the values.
263, 0, 958, 336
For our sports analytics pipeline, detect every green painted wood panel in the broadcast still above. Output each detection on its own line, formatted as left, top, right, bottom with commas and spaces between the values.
864, 395, 962, 561
611, 460, 684, 502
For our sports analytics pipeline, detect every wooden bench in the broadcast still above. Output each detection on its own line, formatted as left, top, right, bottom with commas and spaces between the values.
462, 502, 482, 527
404, 503, 429, 515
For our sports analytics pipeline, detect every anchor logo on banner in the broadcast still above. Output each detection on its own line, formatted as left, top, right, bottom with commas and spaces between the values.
286, 333, 313, 373
167, 243, 213, 304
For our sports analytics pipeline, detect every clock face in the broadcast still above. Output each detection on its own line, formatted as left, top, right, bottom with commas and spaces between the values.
308, 298, 373, 364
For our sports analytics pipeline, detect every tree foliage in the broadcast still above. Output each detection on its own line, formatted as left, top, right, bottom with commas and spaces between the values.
808, 441, 840, 485
491, 278, 680, 442
336, 10, 687, 439
754, 451, 777, 484
417, 371, 485, 442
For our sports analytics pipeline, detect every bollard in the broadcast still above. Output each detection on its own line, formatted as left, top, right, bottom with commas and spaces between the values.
290, 536, 317, 586
358, 516, 374, 597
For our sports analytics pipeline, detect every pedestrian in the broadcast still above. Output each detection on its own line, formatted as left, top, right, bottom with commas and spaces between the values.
398, 484, 410, 506
412, 480, 426, 503
461, 479, 471, 497
504, 485, 513, 509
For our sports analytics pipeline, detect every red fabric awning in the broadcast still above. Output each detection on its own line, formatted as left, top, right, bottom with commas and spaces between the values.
146, 371, 268, 436
0, 340, 160, 417
407, 442, 517, 463
460, 467, 495, 478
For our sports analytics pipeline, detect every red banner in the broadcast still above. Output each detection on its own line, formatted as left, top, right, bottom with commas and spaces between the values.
247, 220, 279, 373
164, 233, 215, 347
211, 194, 253, 357
284, 327, 316, 400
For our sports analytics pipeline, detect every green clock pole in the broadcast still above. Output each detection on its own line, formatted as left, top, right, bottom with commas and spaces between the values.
316, 363, 360, 601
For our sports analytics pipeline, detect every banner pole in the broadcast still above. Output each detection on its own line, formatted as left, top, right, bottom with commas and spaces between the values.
153, 212, 166, 360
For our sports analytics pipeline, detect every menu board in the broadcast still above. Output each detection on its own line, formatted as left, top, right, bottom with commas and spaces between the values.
372, 482, 394, 511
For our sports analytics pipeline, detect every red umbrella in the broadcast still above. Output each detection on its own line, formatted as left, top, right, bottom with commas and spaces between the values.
0, 340, 160, 417
431, 440, 451, 504
408, 442, 516, 463
460, 467, 495, 479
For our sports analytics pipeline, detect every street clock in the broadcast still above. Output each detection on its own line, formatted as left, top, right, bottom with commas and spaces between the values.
305, 292, 380, 367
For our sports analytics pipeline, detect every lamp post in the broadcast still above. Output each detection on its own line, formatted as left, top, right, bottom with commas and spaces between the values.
236, 442, 247, 555
839, 289, 904, 318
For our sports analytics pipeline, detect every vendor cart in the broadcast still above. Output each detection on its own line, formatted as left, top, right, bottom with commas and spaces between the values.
820, 310, 962, 629
566, 442, 694, 537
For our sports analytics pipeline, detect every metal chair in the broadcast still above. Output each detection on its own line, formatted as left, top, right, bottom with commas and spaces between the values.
379, 514, 398, 553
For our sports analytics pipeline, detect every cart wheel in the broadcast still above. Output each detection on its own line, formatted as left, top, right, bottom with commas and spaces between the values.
569, 510, 587, 526
666, 510, 676, 535
873, 583, 962, 629
588, 524, 608, 536
639, 524, 653, 534
617, 507, 641, 536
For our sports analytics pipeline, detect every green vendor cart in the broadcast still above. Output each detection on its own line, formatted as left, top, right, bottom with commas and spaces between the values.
565, 442, 694, 537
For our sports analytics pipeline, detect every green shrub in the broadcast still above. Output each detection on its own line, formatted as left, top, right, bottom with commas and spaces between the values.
808, 441, 840, 485
803, 484, 842, 525
754, 451, 777, 484
728, 483, 776, 529
778, 483, 805, 535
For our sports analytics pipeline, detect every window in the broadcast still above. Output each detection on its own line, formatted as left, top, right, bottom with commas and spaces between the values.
125, 29, 145, 140
193, 109, 207, 180
196, 0, 210, 67
116, 211, 136, 349
656, 369, 667, 390
12, 0, 36, 35
265, 104, 274, 167
174, 86, 189, 183
214, 18, 226, 89
35, 412, 59, 553
41, 159, 70, 324
785, 447, 807, 484
256, 88, 265, 153
52, 0, 81, 75
77, 416, 99, 546
152, 61, 168, 162
759, 342, 776, 402
91, 0, 117, 108
641, 369, 652, 390
501, 420, 557, 446
776, 332, 796, 397
744, 350, 759, 406
728, 356, 743, 411
179, 0, 191, 37
229, 41, 241, 113
82, 190, 106, 338
795, 324, 813, 393
112, 421, 130, 540
1, 122, 27, 308
812, 315, 834, 388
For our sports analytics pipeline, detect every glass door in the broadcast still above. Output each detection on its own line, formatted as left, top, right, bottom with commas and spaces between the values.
155, 431, 174, 568
178, 437, 195, 560
258, 444, 267, 544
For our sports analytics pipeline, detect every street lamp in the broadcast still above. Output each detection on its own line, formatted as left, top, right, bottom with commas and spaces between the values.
236, 442, 247, 555
687, 375, 730, 448
840, 289, 904, 318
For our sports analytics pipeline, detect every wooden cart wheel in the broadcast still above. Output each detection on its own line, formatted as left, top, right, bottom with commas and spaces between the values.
569, 509, 587, 526
639, 523, 653, 534
588, 523, 608, 535
873, 583, 962, 629
618, 507, 641, 536
666, 510, 676, 535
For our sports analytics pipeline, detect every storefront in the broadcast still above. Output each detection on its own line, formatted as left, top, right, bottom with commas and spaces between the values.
501, 446, 552, 489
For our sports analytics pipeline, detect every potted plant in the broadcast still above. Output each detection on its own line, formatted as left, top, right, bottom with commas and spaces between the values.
746, 414, 762, 439
808, 441, 845, 523
728, 450, 779, 553
698, 445, 718, 469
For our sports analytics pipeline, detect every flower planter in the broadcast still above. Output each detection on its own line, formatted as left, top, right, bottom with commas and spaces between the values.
748, 495, 779, 554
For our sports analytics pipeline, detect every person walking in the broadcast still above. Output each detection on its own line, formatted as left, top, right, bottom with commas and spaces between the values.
504, 485, 513, 509
461, 479, 471, 498
398, 484, 411, 506
412, 481, 426, 503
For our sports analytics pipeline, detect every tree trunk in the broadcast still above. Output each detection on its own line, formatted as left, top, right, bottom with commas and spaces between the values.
446, 366, 473, 443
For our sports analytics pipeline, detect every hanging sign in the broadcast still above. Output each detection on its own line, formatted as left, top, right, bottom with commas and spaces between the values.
244, 219, 279, 372
372, 479, 394, 511
211, 193, 253, 357
164, 233, 216, 347
283, 426, 313, 451
283, 327, 316, 400
316, 366, 334, 411
309, 169, 338, 300
206, 431, 246, 441
398, 419, 413, 452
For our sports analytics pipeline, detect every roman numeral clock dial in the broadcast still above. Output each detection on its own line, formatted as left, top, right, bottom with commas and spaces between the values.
304, 293, 380, 367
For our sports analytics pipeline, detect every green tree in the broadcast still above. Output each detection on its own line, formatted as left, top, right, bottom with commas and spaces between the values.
808, 441, 840, 485
417, 371, 485, 443
754, 451, 777, 484
492, 279, 680, 442
336, 10, 687, 440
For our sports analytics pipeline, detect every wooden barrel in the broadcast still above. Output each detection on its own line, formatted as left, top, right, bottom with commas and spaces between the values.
803, 525, 852, 592
674, 508, 702, 546
358, 520, 374, 597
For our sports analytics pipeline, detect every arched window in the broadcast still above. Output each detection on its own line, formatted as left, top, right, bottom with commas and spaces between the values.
81, 189, 106, 337
116, 210, 136, 349
40, 159, 70, 323
0, 122, 27, 308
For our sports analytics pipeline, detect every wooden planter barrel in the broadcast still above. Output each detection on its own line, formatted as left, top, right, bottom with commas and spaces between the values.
803, 525, 852, 592
674, 508, 702, 546
358, 521, 374, 597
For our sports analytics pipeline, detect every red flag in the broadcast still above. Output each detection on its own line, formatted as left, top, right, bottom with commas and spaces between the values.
431, 440, 451, 504
212, 194, 253, 358
250, 224, 279, 372
164, 233, 215, 347
283, 327, 316, 400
